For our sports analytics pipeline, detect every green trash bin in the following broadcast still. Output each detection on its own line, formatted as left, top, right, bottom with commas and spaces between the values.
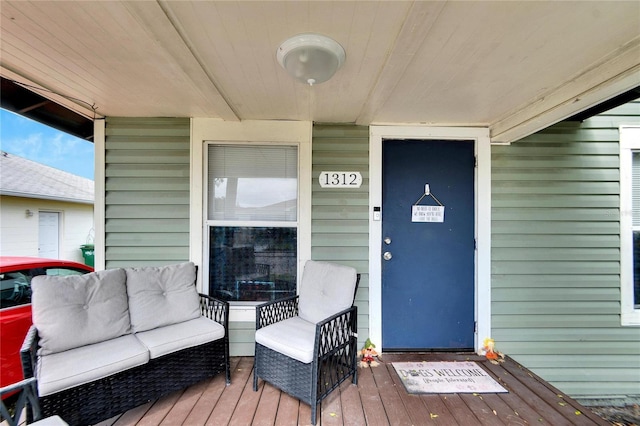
80, 244, 95, 267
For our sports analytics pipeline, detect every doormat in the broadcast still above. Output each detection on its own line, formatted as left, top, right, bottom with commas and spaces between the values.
392, 361, 508, 394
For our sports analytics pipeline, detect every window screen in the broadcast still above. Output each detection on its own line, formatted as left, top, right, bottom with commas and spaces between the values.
207, 145, 297, 221
206, 144, 298, 302
209, 227, 297, 302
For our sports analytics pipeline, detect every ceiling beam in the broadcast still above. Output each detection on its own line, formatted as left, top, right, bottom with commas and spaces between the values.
124, 1, 239, 121
0, 66, 98, 121
18, 100, 50, 114
490, 37, 640, 144
0, 76, 94, 141
355, 2, 446, 126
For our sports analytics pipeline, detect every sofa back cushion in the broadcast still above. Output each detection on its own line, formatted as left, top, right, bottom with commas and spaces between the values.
32, 268, 130, 355
125, 262, 200, 332
298, 260, 358, 324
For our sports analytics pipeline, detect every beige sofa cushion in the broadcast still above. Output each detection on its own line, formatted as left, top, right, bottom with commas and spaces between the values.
135, 317, 225, 359
297, 260, 357, 324
32, 269, 130, 355
37, 334, 148, 397
125, 262, 200, 332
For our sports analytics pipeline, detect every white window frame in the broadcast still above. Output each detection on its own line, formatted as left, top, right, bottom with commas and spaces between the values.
190, 119, 312, 323
619, 125, 640, 326
204, 142, 299, 305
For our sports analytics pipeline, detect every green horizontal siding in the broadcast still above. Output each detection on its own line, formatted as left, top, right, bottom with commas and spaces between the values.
104, 117, 190, 268
493, 274, 619, 287
230, 321, 257, 357
312, 124, 370, 349
491, 100, 640, 401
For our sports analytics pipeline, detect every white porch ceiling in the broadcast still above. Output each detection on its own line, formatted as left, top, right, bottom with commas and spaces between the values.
1, 1, 639, 143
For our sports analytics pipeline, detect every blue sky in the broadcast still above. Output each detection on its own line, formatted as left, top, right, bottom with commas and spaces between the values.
0, 108, 94, 180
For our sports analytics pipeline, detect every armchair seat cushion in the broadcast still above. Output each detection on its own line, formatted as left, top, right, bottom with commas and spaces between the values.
135, 317, 225, 359
37, 335, 148, 397
254, 317, 316, 364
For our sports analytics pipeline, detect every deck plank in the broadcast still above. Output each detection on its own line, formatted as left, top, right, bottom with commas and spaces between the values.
420, 395, 458, 425
183, 357, 240, 425
135, 390, 183, 426
474, 393, 525, 425
385, 361, 438, 425
439, 394, 483, 425
370, 360, 413, 425
229, 360, 264, 426
298, 397, 313, 426
105, 354, 608, 426
252, 380, 281, 426
458, 393, 504, 424
205, 356, 253, 425
274, 392, 300, 426
500, 358, 609, 426
339, 379, 366, 426
105, 403, 150, 426
320, 380, 346, 426
482, 359, 574, 426
356, 365, 390, 426
159, 379, 208, 425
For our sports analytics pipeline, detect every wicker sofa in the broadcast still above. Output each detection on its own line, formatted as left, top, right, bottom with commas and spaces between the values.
20, 262, 230, 426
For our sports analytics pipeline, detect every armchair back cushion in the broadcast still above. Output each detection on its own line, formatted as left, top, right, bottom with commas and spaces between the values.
32, 268, 130, 355
125, 262, 200, 332
298, 260, 358, 324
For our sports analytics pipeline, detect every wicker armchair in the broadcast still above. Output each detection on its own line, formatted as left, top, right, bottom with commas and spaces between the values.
1, 377, 66, 425
253, 260, 360, 425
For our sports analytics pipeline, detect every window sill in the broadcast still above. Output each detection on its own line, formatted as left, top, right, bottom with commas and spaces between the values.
621, 312, 640, 326
229, 305, 257, 322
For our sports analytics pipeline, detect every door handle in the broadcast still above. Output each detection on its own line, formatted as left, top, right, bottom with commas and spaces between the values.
383, 251, 392, 261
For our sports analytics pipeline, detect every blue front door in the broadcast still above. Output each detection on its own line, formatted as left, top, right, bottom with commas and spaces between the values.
382, 139, 475, 350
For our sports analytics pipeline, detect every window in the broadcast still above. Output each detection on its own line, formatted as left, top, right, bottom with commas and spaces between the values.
206, 145, 298, 303
0, 266, 88, 309
619, 125, 640, 325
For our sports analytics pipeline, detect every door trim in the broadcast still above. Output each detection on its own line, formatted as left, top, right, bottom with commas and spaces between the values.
369, 126, 491, 354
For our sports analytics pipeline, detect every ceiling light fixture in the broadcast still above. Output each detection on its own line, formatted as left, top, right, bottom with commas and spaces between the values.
277, 33, 346, 86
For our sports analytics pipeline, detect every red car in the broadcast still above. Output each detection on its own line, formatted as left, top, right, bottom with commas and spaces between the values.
0, 257, 93, 393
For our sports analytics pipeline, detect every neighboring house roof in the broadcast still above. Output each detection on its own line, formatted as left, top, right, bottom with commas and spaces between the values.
0, 151, 94, 204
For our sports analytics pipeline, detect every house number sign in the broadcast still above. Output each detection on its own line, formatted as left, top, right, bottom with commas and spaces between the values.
319, 171, 362, 188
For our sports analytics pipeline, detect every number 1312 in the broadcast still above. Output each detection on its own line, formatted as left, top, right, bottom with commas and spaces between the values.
319, 171, 362, 188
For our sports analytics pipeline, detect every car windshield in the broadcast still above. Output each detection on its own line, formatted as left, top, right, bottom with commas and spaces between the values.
0, 267, 88, 308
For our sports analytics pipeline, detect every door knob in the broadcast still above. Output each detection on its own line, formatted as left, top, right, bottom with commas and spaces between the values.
384, 237, 392, 245
383, 251, 392, 261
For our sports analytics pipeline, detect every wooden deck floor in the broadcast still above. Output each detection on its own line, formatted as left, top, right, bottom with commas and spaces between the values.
95, 354, 609, 426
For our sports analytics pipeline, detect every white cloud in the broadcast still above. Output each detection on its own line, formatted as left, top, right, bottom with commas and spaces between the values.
0, 109, 94, 179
